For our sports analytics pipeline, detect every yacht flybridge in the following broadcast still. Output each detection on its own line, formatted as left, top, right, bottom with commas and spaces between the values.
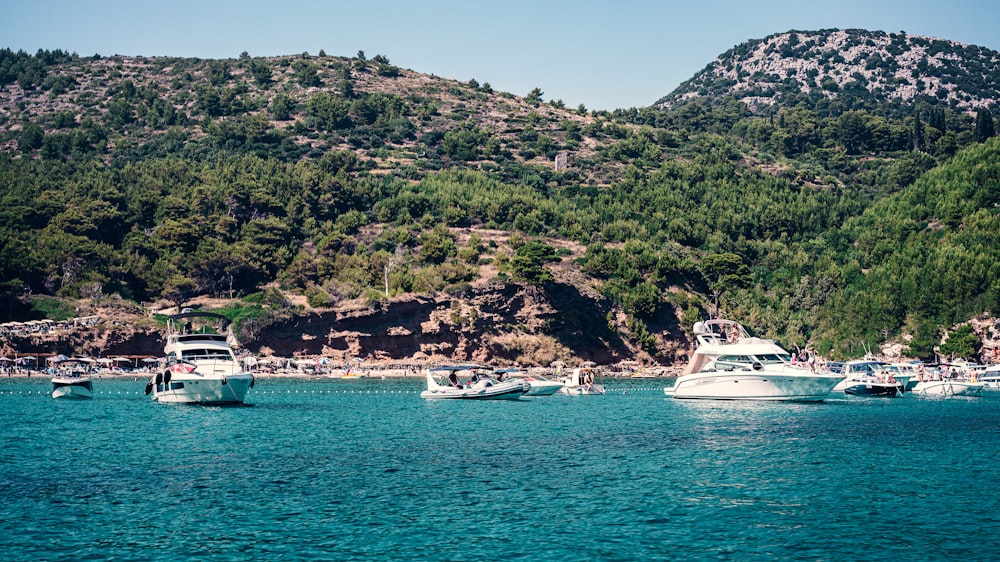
145, 311, 254, 405
665, 319, 843, 401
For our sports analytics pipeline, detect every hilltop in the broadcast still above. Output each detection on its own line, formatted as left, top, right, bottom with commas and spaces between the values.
658, 29, 1000, 113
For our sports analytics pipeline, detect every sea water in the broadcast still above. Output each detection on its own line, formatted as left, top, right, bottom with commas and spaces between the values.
1, 376, 998, 561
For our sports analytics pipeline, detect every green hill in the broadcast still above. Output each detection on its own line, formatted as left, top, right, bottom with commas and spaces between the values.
1, 31, 999, 363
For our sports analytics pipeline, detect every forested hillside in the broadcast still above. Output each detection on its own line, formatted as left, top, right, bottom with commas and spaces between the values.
1, 29, 998, 362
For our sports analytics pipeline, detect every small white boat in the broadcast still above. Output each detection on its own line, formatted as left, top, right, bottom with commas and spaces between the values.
420, 366, 528, 400
51, 359, 94, 399
497, 369, 564, 396
145, 312, 255, 405
912, 379, 984, 396
558, 367, 605, 395
665, 319, 843, 401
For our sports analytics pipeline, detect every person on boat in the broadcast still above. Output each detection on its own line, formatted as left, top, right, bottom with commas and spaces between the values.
728, 324, 742, 342
448, 372, 461, 388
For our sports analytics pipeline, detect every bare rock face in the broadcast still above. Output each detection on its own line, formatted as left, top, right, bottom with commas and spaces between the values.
240, 282, 682, 366
1, 282, 689, 367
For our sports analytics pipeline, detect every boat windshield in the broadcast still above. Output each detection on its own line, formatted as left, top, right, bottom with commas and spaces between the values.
718, 354, 758, 364
755, 353, 789, 364
180, 349, 234, 361
710, 360, 754, 371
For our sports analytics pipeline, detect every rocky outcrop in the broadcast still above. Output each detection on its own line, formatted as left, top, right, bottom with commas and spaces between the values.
1, 281, 688, 367
243, 281, 680, 366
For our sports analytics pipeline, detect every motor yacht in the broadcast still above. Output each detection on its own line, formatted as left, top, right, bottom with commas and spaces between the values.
145, 312, 254, 405
51, 359, 94, 399
981, 365, 1000, 390
420, 366, 528, 400
664, 319, 843, 401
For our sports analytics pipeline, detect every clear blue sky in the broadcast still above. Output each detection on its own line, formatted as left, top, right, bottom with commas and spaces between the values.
3, 0, 997, 110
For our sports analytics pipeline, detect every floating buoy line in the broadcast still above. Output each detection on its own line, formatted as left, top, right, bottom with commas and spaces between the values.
1, 385, 666, 397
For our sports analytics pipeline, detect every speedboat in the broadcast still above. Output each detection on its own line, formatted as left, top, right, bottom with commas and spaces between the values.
664, 319, 843, 401
833, 360, 904, 397
496, 369, 564, 396
420, 366, 528, 400
558, 367, 605, 395
51, 359, 94, 399
881, 362, 920, 392
145, 312, 255, 405
912, 378, 984, 396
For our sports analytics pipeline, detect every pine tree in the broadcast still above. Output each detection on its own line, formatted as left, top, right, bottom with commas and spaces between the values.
911, 112, 924, 151
974, 109, 995, 143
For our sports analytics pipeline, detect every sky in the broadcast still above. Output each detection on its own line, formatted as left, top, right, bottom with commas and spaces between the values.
3, 0, 998, 111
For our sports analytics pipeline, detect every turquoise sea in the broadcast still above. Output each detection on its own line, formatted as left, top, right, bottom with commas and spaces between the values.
1, 376, 998, 561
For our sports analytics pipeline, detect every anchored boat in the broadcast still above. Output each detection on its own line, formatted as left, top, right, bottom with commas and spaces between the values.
420, 365, 528, 400
145, 312, 254, 405
665, 319, 843, 401
51, 359, 94, 399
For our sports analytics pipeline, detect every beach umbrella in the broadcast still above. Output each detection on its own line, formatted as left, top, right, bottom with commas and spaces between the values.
48, 354, 68, 363
112, 357, 131, 363
0, 357, 10, 362
96, 358, 113, 364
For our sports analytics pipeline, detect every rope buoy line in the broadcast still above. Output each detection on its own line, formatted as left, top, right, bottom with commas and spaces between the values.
0, 383, 674, 398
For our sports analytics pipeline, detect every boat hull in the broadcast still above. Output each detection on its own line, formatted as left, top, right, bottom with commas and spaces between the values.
524, 381, 564, 396
51, 379, 94, 399
558, 384, 606, 395
420, 384, 526, 400
843, 382, 902, 397
150, 373, 254, 405
667, 371, 842, 401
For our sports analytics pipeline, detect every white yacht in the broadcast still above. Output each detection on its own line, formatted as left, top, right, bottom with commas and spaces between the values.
981, 365, 1000, 390
665, 319, 843, 401
51, 359, 94, 399
145, 312, 255, 405
421, 366, 528, 400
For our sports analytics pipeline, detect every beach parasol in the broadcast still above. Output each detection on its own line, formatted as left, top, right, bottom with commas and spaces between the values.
112, 357, 131, 363
0, 357, 10, 362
